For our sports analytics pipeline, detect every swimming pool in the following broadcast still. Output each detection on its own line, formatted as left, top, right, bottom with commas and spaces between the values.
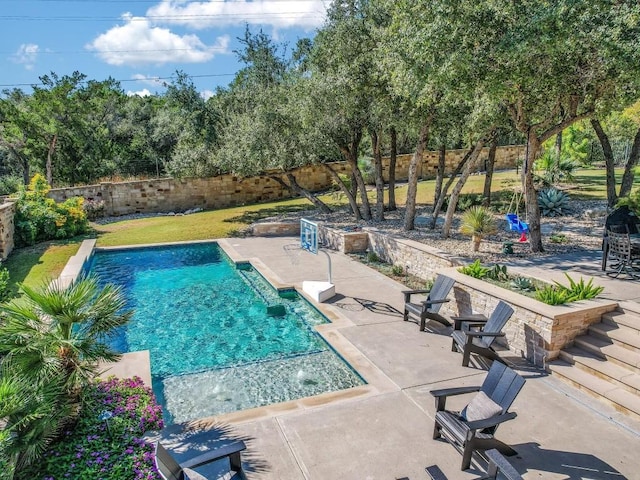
85, 242, 364, 423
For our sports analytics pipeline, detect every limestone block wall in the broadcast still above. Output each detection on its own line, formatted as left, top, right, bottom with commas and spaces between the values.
0, 202, 16, 260
46, 145, 523, 217
390, 144, 524, 181
366, 229, 461, 280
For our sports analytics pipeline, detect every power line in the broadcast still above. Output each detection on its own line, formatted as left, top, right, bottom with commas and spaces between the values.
0, 13, 325, 22
0, 72, 236, 88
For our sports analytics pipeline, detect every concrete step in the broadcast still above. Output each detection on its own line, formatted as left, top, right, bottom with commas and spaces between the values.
548, 360, 640, 421
601, 310, 640, 331
588, 322, 640, 354
559, 347, 640, 395
573, 334, 640, 373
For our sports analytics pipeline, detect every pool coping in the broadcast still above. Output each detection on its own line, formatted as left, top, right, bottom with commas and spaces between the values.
67, 238, 398, 426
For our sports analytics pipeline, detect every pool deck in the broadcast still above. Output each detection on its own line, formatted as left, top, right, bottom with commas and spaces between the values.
147, 236, 640, 480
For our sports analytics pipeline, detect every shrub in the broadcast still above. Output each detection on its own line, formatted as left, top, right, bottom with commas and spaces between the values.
391, 264, 404, 276
367, 251, 380, 263
0, 267, 9, 302
13, 174, 89, 247
554, 274, 604, 301
616, 188, 640, 217
17, 376, 164, 480
486, 264, 509, 282
549, 233, 567, 243
458, 259, 490, 279
538, 187, 570, 217
460, 206, 498, 252
510, 276, 535, 292
534, 284, 569, 305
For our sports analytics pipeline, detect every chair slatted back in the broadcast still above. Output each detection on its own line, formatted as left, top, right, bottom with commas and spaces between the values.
155, 442, 184, 480
478, 301, 514, 349
427, 275, 456, 313
480, 362, 526, 414
608, 231, 632, 260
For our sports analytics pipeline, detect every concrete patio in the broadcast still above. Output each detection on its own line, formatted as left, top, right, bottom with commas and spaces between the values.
158, 237, 640, 479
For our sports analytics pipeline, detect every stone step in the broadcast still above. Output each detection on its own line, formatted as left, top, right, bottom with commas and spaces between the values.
588, 322, 640, 354
573, 335, 640, 374
548, 360, 640, 421
559, 347, 640, 395
601, 310, 640, 331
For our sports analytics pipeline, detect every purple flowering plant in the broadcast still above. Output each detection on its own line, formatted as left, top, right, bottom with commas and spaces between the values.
17, 376, 164, 480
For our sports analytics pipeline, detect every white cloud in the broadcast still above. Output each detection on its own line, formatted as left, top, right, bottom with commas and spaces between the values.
200, 89, 214, 100
127, 88, 153, 97
147, 0, 327, 30
86, 14, 230, 66
10, 43, 39, 70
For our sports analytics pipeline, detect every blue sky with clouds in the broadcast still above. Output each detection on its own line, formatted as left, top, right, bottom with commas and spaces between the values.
1, 0, 328, 98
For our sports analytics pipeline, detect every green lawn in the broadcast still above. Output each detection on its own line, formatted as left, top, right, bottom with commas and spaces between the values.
3, 168, 613, 294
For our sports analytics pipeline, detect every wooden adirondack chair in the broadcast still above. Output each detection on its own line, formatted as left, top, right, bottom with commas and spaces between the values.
402, 274, 456, 331
154, 438, 247, 480
451, 300, 514, 367
430, 362, 526, 470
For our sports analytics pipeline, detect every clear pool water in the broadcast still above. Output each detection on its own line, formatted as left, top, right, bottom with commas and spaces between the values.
85, 242, 364, 423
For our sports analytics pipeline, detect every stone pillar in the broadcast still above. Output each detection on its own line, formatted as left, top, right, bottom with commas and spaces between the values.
0, 201, 16, 260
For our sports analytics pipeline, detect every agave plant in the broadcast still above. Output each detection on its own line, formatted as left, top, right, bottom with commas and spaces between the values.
538, 187, 570, 217
460, 206, 498, 252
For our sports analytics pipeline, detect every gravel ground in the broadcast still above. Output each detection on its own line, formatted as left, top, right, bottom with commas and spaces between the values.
267, 199, 609, 264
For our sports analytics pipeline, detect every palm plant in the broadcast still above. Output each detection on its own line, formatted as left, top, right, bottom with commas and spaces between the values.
0, 275, 131, 469
459, 206, 498, 252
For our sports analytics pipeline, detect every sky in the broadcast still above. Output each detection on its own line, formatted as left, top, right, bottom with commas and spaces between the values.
0, 0, 329, 98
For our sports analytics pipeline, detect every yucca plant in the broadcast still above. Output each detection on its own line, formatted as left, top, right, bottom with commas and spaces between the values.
534, 284, 569, 305
459, 206, 498, 252
538, 188, 570, 217
554, 273, 604, 301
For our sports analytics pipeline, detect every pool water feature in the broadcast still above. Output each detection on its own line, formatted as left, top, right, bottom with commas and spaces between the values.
85, 242, 364, 423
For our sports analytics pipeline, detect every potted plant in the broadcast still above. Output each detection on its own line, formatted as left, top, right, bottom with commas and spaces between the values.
460, 205, 498, 252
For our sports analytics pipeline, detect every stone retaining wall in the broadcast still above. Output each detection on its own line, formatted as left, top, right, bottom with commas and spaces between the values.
46, 145, 524, 217
0, 202, 15, 261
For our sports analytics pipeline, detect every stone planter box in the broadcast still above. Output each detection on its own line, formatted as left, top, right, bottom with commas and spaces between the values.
439, 268, 618, 367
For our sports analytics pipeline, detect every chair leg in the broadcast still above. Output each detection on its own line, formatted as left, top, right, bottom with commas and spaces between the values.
461, 443, 474, 470
420, 316, 427, 331
451, 338, 458, 353
433, 421, 442, 440
462, 346, 472, 367
403, 308, 409, 321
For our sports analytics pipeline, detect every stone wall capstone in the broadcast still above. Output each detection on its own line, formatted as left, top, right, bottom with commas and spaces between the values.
0, 202, 16, 261
47, 145, 524, 217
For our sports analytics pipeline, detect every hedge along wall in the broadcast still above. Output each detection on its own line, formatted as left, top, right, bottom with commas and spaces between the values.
47, 145, 524, 217
0, 202, 16, 260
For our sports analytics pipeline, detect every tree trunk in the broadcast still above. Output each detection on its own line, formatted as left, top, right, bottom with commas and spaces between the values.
339, 130, 371, 221
46, 134, 57, 186
483, 137, 497, 206
387, 127, 397, 211
523, 131, 543, 252
619, 126, 640, 198
370, 130, 385, 221
323, 164, 361, 221
555, 131, 562, 158
442, 135, 489, 237
269, 173, 333, 214
591, 119, 617, 207
433, 144, 445, 208
404, 122, 431, 230
430, 148, 471, 229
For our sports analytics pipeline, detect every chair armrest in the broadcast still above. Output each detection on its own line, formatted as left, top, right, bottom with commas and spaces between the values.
464, 331, 506, 338
451, 314, 488, 322
465, 412, 517, 432
481, 448, 523, 480
430, 385, 481, 398
431, 385, 481, 412
402, 289, 431, 302
453, 319, 487, 330
181, 440, 247, 470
